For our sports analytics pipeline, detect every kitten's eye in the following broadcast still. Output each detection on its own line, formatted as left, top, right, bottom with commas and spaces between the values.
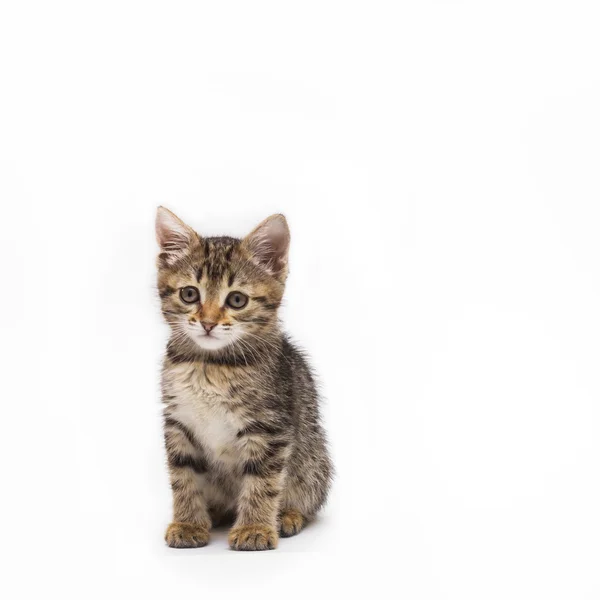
226, 291, 248, 309
180, 286, 200, 304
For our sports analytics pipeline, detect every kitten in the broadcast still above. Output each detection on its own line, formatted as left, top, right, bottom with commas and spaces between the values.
156, 207, 332, 550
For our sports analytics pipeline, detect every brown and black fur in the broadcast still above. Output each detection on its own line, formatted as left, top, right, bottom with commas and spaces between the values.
156, 207, 332, 550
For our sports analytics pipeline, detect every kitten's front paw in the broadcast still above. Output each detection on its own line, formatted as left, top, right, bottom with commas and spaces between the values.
228, 524, 278, 551
165, 522, 210, 548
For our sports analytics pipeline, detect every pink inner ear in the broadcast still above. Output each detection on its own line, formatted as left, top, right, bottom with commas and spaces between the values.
156, 208, 192, 251
247, 217, 289, 275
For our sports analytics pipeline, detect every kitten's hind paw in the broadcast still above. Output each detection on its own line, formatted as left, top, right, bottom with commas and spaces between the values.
165, 522, 210, 548
279, 509, 305, 538
228, 524, 278, 551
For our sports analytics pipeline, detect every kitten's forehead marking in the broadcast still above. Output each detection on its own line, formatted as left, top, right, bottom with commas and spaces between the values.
202, 236, 239, 280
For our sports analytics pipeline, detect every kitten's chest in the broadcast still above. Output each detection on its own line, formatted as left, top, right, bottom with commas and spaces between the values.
165, 363, 244, 466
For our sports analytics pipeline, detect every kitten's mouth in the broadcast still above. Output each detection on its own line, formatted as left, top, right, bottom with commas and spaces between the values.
192, 332, 231, 350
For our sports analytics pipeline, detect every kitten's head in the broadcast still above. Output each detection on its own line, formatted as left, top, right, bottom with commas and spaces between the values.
156, 207, 289, 356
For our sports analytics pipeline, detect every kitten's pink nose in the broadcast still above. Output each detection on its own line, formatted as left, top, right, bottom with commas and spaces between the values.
201, 321, 217, 334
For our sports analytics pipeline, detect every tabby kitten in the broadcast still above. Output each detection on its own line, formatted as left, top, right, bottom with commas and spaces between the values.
156, 207, 332, 551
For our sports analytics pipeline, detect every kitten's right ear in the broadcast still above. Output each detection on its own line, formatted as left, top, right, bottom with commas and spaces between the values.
155, 206, 197, 263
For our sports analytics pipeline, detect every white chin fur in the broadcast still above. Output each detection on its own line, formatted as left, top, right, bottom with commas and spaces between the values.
192, 334, 232, 351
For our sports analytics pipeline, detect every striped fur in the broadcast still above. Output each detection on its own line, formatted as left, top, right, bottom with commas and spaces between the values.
156, 208, 332, 551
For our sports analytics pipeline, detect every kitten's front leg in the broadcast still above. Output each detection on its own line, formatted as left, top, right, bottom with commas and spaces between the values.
164, 419, 212, 548
229, 439, 289, 551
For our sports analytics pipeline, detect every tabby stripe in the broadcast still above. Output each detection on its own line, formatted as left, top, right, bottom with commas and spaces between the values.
242, 456, 286, 477
242, 443, 288, 477
159, 286, 175, 299
201, 353, 255, 367
164, 417, 198, 447
262, 441, 289, 459
237, 423, 285, 438
170, 479, 184, 491
233, 315, 270, 324
251, 296, 279, 310
168, 453, 208, 474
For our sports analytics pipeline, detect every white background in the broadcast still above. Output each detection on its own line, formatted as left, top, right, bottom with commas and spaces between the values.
1, 1, 599, 598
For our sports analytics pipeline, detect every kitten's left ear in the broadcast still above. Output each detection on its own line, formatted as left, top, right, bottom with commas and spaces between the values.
242, 214, 290, 280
